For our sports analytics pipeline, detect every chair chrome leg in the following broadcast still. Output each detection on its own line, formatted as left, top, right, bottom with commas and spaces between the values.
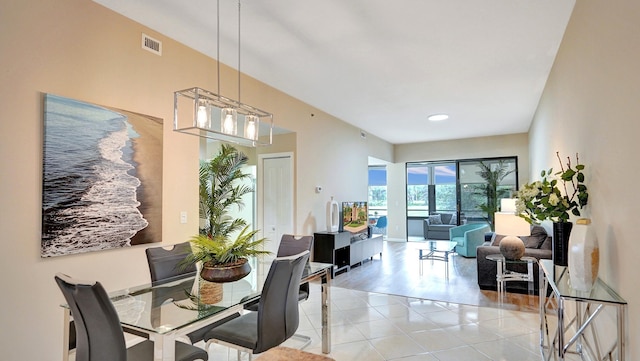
291, 333, 312, 349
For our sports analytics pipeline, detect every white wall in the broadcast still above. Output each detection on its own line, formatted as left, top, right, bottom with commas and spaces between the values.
529, 0, 640, 358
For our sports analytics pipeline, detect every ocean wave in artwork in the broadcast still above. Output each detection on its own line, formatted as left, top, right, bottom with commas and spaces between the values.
42, 94, 148, 257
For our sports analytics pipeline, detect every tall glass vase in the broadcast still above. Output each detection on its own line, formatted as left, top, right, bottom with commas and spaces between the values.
552, 221, 573, 266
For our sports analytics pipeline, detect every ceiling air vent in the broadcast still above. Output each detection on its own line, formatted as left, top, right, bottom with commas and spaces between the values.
141, 33, 162, 56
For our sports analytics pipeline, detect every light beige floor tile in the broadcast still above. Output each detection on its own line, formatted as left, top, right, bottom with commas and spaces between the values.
408, 329, 467, 352
478, 317, 538, 338
388, 312, 442, 333
314, 340, 385, 361
406, 298, 450, 314
505, 331, 540, 354
352, 318, 405, 339
442, 323, 502, 344
430, 345, 493, 361
332, 295, 372, 311
472, 338, 541, 361
388, 353, 439, 361
373, 303, 419, 319
365, 292, 409, 307
329, 323, 368, 345
421, 309, 475, 327
369, 334, 427, 360
343, 307, 387, 324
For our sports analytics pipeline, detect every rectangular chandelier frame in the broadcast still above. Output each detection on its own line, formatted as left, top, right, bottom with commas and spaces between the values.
174, 87, 273, 147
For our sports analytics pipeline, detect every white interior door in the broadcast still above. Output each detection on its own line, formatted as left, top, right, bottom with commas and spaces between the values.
259, 153, 294, 266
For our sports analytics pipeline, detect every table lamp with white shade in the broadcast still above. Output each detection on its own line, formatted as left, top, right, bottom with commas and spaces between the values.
494, 198, 531, 260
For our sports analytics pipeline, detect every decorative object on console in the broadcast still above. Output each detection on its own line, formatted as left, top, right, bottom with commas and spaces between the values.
516, 152, 589, 266
173, 0, 273, 147
328, 196, 339, 232
494, 199, 531, 260
568, 218, 599, 291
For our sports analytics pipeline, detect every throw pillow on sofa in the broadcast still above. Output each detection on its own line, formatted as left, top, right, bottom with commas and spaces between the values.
428, 214, 443, 224
523, 225, 548, 248
450, 214, 457, 225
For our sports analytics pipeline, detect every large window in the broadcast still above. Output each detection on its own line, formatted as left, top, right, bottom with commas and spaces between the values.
407, 164, 428, 217
406, 157, 518, 227
368, 166, 387, 215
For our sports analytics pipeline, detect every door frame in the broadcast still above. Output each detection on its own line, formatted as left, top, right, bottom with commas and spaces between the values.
257, 152, 295, 248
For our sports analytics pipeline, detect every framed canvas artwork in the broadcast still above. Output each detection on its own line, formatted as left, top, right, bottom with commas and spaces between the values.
41, 94, 163, 257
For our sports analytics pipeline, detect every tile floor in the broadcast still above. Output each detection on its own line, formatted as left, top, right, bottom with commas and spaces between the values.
205, 283, 576, 361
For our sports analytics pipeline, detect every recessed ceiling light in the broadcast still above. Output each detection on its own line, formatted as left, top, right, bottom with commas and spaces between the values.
428, 114, 449, 121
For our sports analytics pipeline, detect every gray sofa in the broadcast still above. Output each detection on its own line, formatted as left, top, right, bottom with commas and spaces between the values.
476, 225, 552, 294
423, 213, 460, 239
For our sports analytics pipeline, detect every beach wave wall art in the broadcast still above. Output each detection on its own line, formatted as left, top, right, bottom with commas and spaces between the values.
41, 94, 163, 257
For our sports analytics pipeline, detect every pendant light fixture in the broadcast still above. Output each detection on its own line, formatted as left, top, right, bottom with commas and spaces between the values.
174, 0, 273, 146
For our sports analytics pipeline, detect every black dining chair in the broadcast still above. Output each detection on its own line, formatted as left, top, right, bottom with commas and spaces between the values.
204, 250, 310, 360
145, 241, 197, 284
54, 273, 208, 361
243, 234, 314, 348
145, 242, 241, 345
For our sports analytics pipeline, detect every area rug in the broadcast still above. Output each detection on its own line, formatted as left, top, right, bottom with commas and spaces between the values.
257, 347, 335, 361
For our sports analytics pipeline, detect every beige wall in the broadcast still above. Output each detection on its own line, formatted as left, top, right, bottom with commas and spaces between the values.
529, 0, 640, 358
0, 1, 392, 359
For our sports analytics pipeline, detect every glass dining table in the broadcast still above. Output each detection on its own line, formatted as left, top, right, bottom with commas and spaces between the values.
61, 260, 334, 361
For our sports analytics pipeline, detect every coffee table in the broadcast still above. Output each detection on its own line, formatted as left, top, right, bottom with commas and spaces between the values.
418, 240, 458, 277
486, 254, 537, 299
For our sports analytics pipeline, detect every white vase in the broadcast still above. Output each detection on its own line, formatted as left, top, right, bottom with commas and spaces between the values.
568, 218, 599, 291
328, 197, 340, 232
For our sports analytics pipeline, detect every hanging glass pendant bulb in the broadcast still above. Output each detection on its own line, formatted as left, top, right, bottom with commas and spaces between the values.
196, 101, 211, 128
244, 114, 259, 140
221, 107, 237, 135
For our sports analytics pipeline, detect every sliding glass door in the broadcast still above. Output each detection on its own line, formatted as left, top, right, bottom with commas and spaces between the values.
406, 157, 518, 238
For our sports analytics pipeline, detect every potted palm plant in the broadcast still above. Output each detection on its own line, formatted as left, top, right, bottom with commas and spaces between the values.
181, 144, 269, 283
475, 160, 515, 231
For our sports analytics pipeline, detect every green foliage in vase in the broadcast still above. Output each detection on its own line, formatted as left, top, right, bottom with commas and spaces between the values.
199, 143, 253, 239
516, 152, 589, 224
181, 143, 269, 270
183, 226, 269, 267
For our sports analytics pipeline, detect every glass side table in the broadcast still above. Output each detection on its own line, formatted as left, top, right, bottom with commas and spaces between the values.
485, 254, 537, 298
539, 259, 627, 361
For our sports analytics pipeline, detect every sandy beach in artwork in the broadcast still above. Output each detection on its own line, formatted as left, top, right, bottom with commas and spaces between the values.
112, 108, 163, 245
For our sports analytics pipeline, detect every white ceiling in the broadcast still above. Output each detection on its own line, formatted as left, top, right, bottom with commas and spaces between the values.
94, 0, 575, 145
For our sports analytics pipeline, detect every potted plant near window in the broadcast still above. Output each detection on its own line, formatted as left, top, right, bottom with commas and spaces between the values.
475, 160, 515, 231
181, 144, 269, 283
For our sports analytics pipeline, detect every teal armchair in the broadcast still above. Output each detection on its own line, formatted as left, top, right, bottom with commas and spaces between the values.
449, 223, 491, 257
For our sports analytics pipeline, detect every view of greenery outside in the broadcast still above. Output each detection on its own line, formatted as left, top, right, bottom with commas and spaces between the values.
435, 184, 457, 212
368, 186, 387, 207
368, 166, 387, 216
407, 184, 427, 216
461, 184, 515, 219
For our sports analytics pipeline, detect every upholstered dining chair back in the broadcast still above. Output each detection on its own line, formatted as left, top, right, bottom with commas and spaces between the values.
277, 234, 313, 300
55, 273, 129, 361
256, 250, 310, 353
55, 273, 208, 361
204, 250, 310, 358
145, 242, 196, 284
276, 234, 314, 258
